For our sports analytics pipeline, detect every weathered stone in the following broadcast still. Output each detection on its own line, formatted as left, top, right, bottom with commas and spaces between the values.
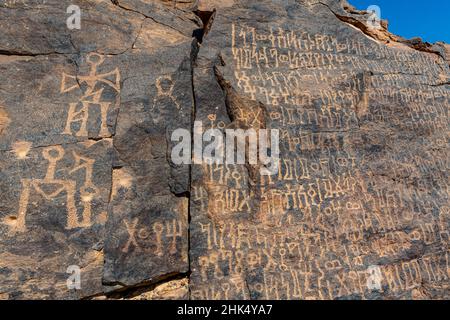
0, 0, 448, 300
188, 0, 449, 300
90, 277, 188, 300
128, 278, 189, 300
0, 0, 198, 299
0, 138, 112, 299
197, 0, 234, 11
101, 18, 195, 290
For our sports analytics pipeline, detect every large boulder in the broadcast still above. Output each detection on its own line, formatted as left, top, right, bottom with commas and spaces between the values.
0, 0, 448, 300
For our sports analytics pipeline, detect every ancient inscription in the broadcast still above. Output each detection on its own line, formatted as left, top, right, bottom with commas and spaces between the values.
14, 145, 103, 232
8, 53, 120, 233
61, 53, 120, 138
152, 75, 181, 110
122, 218, 184, 256
190, 12, 449, 300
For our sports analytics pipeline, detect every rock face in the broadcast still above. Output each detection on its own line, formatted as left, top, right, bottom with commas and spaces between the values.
0, 0, 448, 300
0, 0, 198, 299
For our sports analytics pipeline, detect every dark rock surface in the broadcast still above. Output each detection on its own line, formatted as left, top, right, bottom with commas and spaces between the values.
0, 0, 198, 299
189, 0, 449, 300
0, 0, 448, 299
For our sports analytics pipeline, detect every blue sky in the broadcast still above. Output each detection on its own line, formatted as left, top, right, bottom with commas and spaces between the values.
348, 0, 450, 43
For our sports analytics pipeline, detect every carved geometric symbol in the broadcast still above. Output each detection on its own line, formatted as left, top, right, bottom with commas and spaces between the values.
152, 75, 180, 110
14, 146, 98, 232
61, 52, 121, 137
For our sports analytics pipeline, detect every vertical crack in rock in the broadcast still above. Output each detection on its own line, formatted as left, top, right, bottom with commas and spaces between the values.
0, 0, 449, 300
213, 63, 267, 220
192, 9, 216, 43
186, 10, 213, 298
187, 40, 198, 299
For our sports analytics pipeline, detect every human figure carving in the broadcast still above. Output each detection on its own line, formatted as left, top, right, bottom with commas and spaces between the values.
152, 75, 180, 111
14, 146, 98, 232
61, 52, 120, 137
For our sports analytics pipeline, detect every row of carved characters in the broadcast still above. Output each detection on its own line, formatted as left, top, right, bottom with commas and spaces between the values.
280, 131, 348, 152
196, 143, 447, 191
232, 69, 439, 99
408, 104, 448, 123
388, 117, 448, 135
232, 23, 407, 59
206, 153, 357, 186
369, 76, 448, 91
201, 187, 253, 216
205, 107, 359, 142
236, 77, 359, 109
195, 248, 450, 289
364, 179, 449, 215
358, 102, 448, 136
362, 150, 449, 186
262, 150, 448, 187
268, 151, 444, 185
233, 69, 367, 93
259, 179, 448, 233
197, 203, 448, 252
235, 49, 446, 80
191, 251, 450, 300
270, 102, 448, 138
369, 87, 449, 105
233, 49, 442, 76
193, 176, 448, 241
365, 101, 448, 122
385, 150, 449, 177
234, 69, 448, 110
372, 106, 449, 137
259, 189, 439, 236
265, 106, 359, 130
235, 68, 447, 101
231, 24, 444, 75
204, 163, 250, 189
192, 153, 358, 214
122, 218, 185, 256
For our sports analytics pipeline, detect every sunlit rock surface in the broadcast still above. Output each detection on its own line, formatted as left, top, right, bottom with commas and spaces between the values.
0, 0, 448, 300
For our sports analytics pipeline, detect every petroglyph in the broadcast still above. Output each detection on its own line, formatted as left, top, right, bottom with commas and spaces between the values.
152, 75, 181, 110
189, 0, 450, 300
0, 0, 448, 300
61, 53, 120, 138
13, 146, 100, 232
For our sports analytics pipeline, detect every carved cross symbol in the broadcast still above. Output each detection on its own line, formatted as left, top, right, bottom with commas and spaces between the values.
123, 218, 140, 253
60, 53, 121, 137
61, 52, 120, 99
